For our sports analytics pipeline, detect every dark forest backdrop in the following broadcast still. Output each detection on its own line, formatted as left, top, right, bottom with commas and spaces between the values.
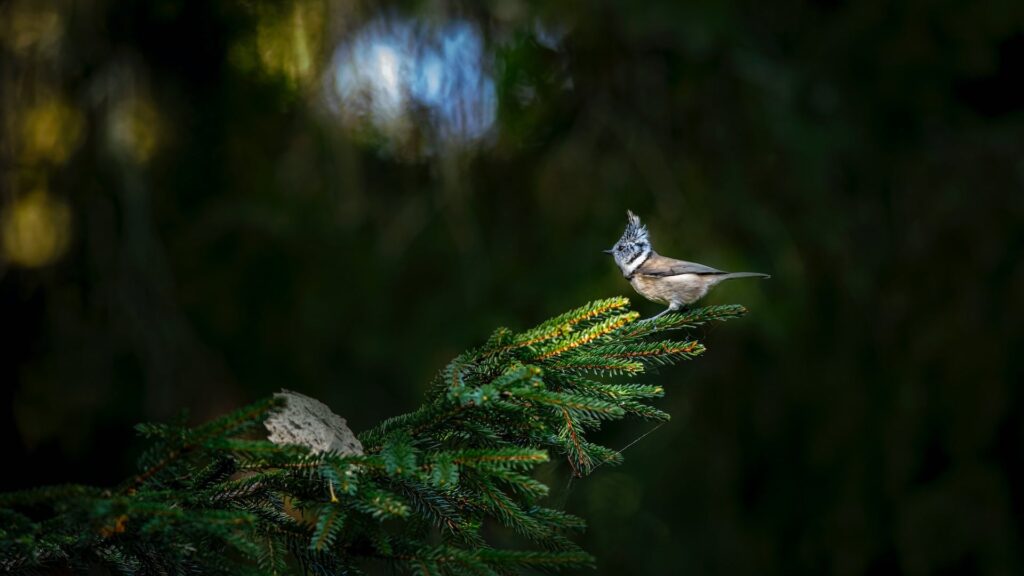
2, 0, 1023, 574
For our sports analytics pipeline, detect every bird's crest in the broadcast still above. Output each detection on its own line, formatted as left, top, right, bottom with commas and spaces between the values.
621, 210, 649, 244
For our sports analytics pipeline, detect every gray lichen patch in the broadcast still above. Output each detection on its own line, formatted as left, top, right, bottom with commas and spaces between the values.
264, 390, 364, 456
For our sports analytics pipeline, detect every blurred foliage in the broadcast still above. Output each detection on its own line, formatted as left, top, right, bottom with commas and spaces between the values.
1, 0, 1022, 574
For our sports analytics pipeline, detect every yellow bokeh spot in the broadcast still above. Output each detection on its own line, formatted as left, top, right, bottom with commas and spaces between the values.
21, 99, 84, 165
1, 190, 72, 268
108, 98, 161, 164
1, 1, 64, 56
232, 1, 323, 87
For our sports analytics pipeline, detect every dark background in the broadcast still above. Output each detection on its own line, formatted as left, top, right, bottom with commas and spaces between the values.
2, 1, 1022, 574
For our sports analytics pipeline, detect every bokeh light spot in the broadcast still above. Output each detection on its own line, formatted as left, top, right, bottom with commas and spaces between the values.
326, 16, 497, 156
108, 97, 162, 165
20, 99, 84, 165
231, 1, 324, 89
1, 190, 72, 268
0, 1, 64, 57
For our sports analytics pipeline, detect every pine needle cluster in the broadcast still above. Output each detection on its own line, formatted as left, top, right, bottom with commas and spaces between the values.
0, 298, 747, 575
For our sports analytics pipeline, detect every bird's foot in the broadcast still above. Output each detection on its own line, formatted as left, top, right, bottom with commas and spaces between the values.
646, 307, 677, 321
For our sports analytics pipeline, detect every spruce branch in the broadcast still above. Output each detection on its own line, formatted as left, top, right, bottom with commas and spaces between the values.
0, 298, 747, 574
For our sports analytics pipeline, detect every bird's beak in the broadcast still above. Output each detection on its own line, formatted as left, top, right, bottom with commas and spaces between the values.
602, 249, 614, 255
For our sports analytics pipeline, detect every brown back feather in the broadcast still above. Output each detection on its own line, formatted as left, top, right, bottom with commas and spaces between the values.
634, 252, 726, 277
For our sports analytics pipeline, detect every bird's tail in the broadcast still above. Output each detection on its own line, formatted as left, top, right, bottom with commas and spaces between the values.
720, 272, 771, 280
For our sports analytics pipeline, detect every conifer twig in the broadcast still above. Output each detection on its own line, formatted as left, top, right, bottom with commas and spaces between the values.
0, 298, 748, 575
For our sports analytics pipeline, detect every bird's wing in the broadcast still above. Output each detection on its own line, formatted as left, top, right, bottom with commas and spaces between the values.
635, 253, 725, 277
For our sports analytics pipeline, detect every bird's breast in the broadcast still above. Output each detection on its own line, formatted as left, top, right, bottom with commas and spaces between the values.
629, 274, 708, 306
629, 275, 671, 304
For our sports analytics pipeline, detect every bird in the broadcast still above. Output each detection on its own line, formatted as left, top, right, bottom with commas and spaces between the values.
605, 210, 769, 319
